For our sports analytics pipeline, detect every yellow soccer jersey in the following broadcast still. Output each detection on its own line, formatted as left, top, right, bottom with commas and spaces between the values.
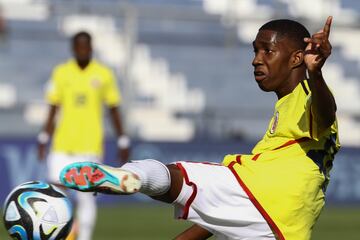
46, 59, 121, 156
223, 80, 340, 240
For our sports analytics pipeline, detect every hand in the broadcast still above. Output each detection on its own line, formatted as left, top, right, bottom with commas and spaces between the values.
38, 143, 47, 162
304, 16, 332, 72
117, 147, 130, 166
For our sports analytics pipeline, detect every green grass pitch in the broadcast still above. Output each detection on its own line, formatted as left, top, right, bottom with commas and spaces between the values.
1, 204, 359, 239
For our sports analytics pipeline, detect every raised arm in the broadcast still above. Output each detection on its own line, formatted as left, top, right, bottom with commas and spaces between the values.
303, 16, 336, 131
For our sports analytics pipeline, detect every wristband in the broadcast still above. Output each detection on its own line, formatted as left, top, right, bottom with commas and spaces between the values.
37, 132, 50, 144
117, 135, 130, 149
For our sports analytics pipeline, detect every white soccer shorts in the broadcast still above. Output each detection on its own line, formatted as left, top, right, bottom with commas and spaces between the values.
173, 161, 275, 240
47, 152, 101, 184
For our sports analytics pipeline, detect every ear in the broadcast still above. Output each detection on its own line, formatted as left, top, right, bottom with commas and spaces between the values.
289, 50, 304, 69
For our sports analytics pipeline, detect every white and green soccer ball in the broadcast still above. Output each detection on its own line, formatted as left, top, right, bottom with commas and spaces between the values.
2, 181, 73, 240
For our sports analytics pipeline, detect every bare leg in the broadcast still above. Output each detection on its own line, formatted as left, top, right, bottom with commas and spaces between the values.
151, 164, 183, 203
59, 161, 214, 240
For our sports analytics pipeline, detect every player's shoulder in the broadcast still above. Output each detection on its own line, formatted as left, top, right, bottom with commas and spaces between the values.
53, 59, 75, 73
91, 59, 113, 73
91, 60, 116, 82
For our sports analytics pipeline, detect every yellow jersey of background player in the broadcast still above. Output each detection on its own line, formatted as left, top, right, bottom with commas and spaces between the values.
46, 58, 120, 156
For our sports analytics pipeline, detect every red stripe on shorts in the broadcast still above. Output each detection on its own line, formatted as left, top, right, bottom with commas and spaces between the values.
228, 162, 285, 240
176, 163, 198, 220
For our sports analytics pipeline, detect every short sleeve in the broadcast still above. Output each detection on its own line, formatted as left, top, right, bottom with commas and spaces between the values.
45, 67, 62, 105
103, 69, 121, 106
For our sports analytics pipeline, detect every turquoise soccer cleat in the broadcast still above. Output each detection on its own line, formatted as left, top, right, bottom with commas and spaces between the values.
59, 162, 141, 194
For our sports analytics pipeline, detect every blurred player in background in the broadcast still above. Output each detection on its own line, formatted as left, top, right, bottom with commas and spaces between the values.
0, 4, 7, 42
60, 16, 339, 240
37, 31, 130, 240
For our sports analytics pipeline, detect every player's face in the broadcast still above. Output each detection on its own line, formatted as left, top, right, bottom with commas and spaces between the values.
252, 30, 293, 97
73, 36, 92, 63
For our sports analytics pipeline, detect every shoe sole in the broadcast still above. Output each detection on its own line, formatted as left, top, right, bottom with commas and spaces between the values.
59, 162, 141, 194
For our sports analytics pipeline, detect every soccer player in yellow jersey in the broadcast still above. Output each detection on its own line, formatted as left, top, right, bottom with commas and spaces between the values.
60, 17, 339, 240
37, 31, 130, 240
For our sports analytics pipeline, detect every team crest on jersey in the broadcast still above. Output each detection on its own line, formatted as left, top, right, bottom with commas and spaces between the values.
91, 78, 101, 88
270, 111, 279, 134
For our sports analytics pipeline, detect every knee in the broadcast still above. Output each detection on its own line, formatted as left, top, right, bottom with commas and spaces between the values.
167, 164, 183, 186
168, 164, 184, 200
167, 164, 181, 174
151, 164, 184, 203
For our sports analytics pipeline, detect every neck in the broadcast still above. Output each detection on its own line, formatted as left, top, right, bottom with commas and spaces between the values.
76, 59, 90, 69
276, 68, 306, 99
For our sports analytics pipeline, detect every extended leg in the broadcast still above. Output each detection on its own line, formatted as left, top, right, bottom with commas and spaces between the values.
59, 160, 184, 203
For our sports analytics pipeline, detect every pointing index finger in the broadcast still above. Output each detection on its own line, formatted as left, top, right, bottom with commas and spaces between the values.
323, 16, 332, 39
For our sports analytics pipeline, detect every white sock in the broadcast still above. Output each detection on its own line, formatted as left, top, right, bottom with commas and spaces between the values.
121, 159, 171, 196
76, 192, 97, 240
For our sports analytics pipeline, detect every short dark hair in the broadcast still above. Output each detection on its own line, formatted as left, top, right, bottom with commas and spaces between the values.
72, 31, 92, 45
259, 19, 310, 50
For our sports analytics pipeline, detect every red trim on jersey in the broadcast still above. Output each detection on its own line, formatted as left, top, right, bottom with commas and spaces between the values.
273, 137, 309, 150
176, 163, 198, 220
252, 154, 260, 161
251, 137, 309, 161
227, 162, 285, 240
236, 155, 242, 164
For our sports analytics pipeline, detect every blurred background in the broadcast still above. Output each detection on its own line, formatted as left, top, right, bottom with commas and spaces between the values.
0, 0, 359, 239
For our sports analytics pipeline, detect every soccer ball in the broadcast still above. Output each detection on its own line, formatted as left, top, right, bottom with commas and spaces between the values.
2, 181, 73, 240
